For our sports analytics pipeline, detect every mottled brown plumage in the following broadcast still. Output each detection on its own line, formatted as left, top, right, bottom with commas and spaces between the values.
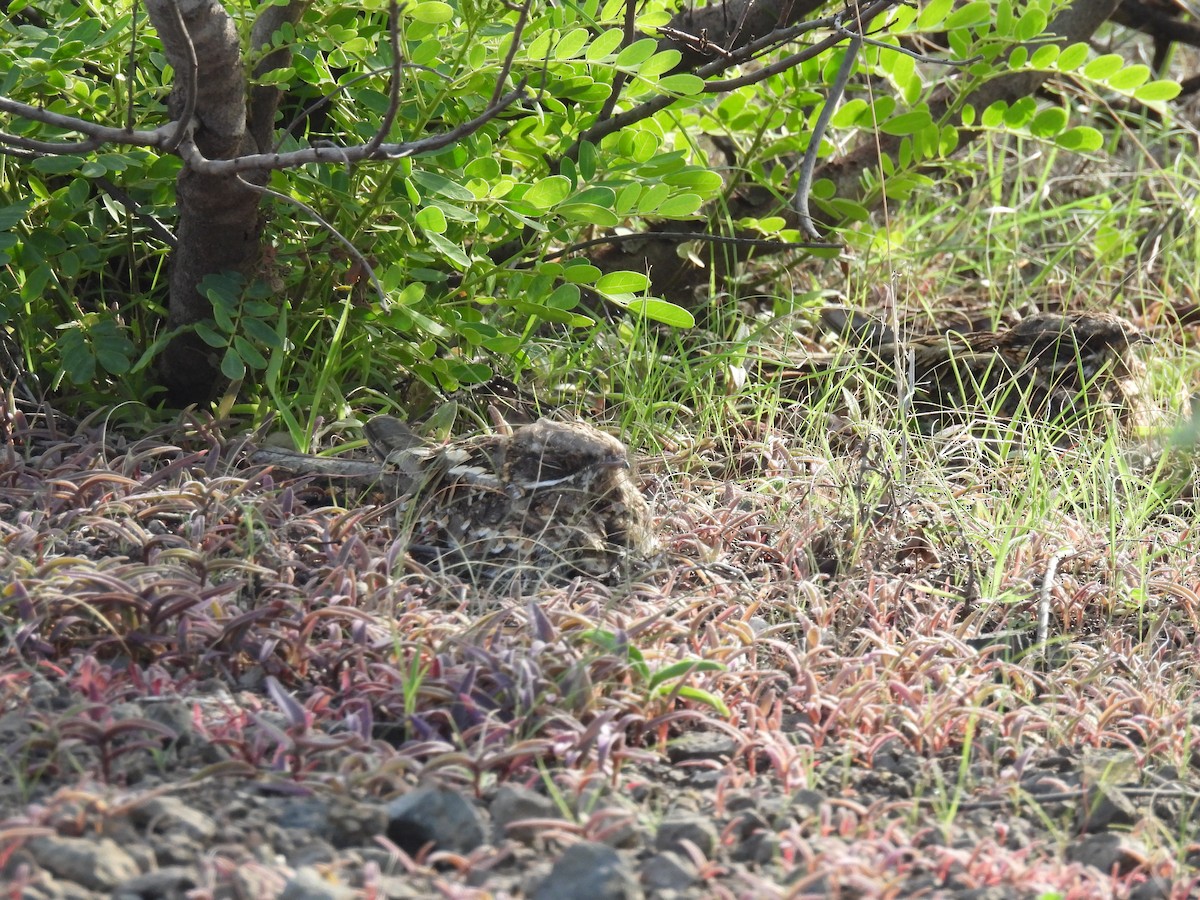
791, 311, 1152, 435
364, 415, 657, 584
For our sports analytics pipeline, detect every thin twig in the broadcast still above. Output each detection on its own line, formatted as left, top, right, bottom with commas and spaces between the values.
541, 231, 838, 261
596, 0, 638, 125
159, 0, 197, 153
793, 19, 862, 241
232, 170, 388, 310
363, 1, 404, 159
491, 0, 534, 108
1037, 550, 1068, 654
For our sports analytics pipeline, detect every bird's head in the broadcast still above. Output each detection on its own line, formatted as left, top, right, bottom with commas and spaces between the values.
504, 420, 631, 490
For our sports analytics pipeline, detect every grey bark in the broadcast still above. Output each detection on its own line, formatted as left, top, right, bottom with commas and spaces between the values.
143, 0, 302, 405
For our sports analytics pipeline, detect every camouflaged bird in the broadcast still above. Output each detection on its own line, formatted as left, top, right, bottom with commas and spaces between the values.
363, 414, 657, 584
782, 310, 1152, 435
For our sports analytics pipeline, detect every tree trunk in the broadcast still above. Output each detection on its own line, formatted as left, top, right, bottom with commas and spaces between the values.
144, 0, 301, 406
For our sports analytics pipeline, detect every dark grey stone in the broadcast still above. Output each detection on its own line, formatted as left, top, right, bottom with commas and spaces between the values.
532, 842, 642, 900
653, 815, 717, 858
385, 786, 485, 855
490, 784, 561, 843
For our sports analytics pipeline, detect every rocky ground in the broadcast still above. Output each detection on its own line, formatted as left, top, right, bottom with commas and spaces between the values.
3, 402, 1200, 899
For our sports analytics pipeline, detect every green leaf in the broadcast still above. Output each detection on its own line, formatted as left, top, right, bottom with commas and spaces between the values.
615, 184, 641, 216
647, 659, 725, 691
522, 175, 572, 209
1014, 8, 1047, 41
555, 27, 590, 59
58, 329, 94, 384
410, 170, 475, 201
585, 28, 625, 61
1055, 126, 1103, 151
655, 193, 702, 217
195, 321, 227, 348
981, 100, 1006, 128
546, 283, 580, 310
94, 346, 130, 375
409, 2, 453, 24
243, 317, 282, 349
831, 98, 868, 128
1029, 45, 1059, 69
415, 206, 447, 233
671, 685, 730, 715
557, 203, 619, 226
1083, 54, 1124, 81
233, 335, 267, 369
1108, 65, 1150, 92
1056, 42, 1090, 72
944, 1, 990, 29
638, 49, 682, 79
562, 263, 601, 284
663, 169, 724, 192
31, 156, 81, 174
658, 73, 704, 95
1029, 107, 1068, 137
614, 38, 659, 68
0, 199, 33, 231
221, 347, 246, 380
1134, 80, 1182, 102
595, 271, 649, 293
425, 231, 471, 268
879, 109, 933, 136
578, 141, 598, 180
624, 297, 695, 327
917, 0, 954, 29
1007, 46, 1028, 70
1003, 97, 1036, 127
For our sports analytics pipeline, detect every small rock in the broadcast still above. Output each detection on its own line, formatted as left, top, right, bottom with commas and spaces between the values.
791, 789, 824, 818
279, 866, 358, 900
640, 850, 698, 892
385, 786, 484, 856
1128, 875, 1173, 900
27, 835, 141, 891
112, 866, 198, 900
325, 796, 387, 848
287, 837, 337, 867
732, 830, 780, 865
233, 864, 286, 898
1076, 783, 1138, 833
665, 732, 737, 764
1065, 832, 1148, 875
654, 815, 717, 858
532, 842, 642, 900
129, 797, 218, 842
491, 784, 561, 843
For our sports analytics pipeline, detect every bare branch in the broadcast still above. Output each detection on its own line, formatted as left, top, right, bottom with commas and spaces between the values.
0, 83, 527, 175
275, 65, 452, 152
0, 129, 104, 155
364, 0, 405, 159
542, 231, 838, 261
794, 20, 863, 241
0, 97, 186, 148
595, 0, 638, 125
491, 0, 534, 108
570, 0, 904, 159
157, 1, 198, 153
249, 0, 307, 152
234, 172, 388, 309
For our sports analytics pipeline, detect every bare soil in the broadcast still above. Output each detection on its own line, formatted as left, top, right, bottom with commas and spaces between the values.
2, 401, 1199, 899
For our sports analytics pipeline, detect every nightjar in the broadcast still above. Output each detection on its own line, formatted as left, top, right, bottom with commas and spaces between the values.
784, 311, 1153, 435
364, 414, 658, 584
